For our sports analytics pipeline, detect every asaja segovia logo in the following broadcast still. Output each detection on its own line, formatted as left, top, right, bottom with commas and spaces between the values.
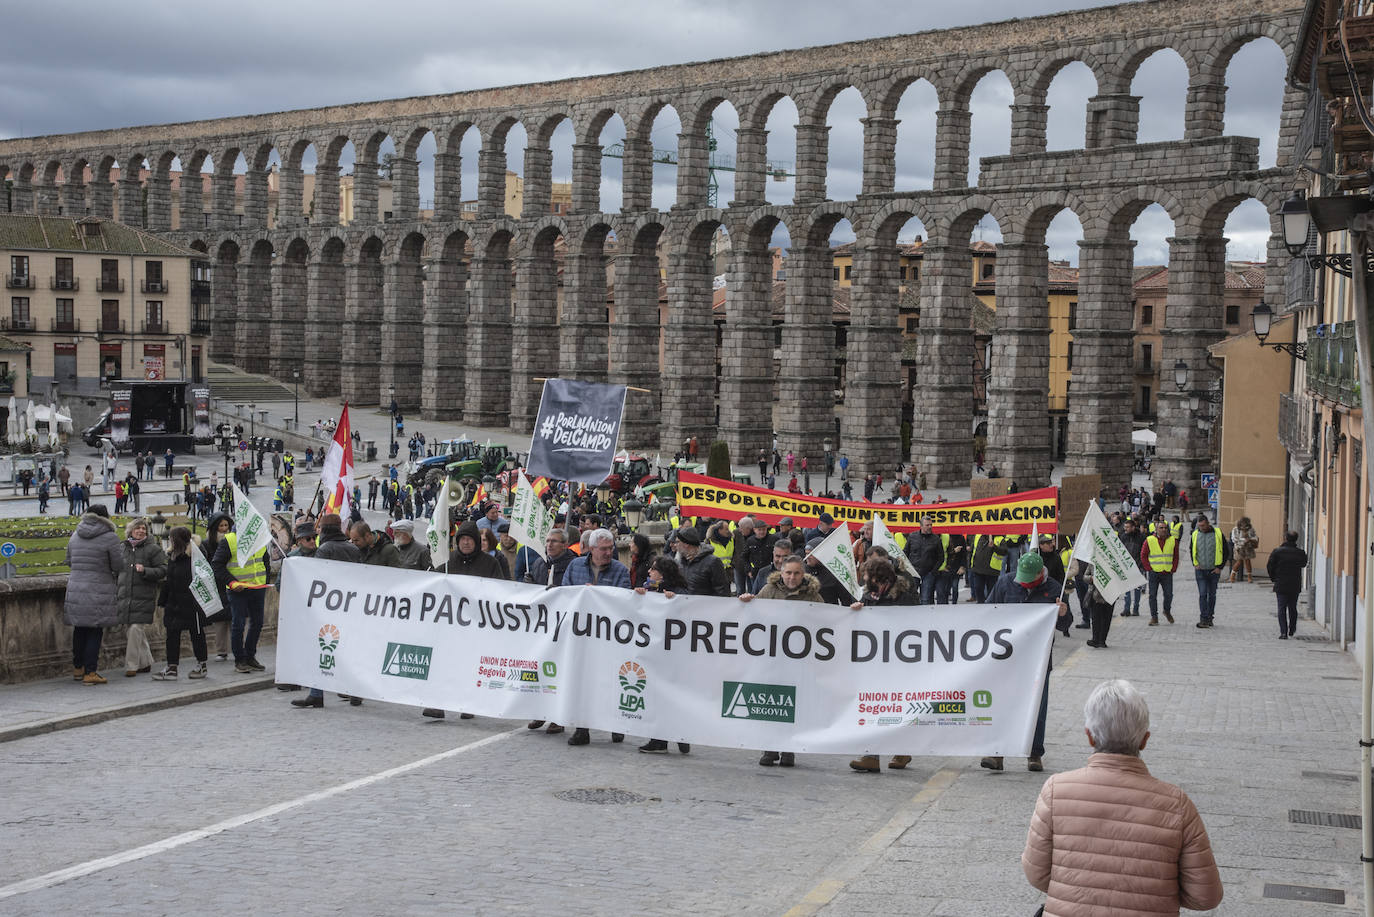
318, 624, 340, 672
721, 681, 797, 723
618, 661, 647, 716
381, 642, 433, 680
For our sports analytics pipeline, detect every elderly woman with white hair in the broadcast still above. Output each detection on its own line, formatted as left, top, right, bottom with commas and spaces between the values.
1021, 679, 1222, 916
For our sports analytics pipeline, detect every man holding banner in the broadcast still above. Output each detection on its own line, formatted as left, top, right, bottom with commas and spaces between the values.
212, 483, 273, 674
981, 553, 1070, 773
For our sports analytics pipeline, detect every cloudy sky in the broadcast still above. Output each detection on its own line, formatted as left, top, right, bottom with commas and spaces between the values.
0, 0, 1285, 266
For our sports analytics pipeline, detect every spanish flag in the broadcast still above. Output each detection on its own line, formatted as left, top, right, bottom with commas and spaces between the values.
531, 476, 550, 497
468, 483, 488, 508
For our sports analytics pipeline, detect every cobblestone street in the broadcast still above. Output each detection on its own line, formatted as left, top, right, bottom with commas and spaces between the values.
0, 566, 1365, 915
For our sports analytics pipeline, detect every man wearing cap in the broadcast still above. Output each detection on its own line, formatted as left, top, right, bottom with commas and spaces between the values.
805, 512, 836, 542
476, 502, 506, 536
981, 552, 1070, 773
390, 519, 428, 570
292, 515, 363, 709
775, 517, 796, 543
676, 526, 729, 597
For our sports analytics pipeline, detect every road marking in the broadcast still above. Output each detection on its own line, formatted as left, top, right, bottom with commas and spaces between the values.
0, 727, 520, 901
781, 765, 962, 917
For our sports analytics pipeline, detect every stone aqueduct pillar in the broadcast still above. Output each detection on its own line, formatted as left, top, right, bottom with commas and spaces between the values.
0, 0, 1304, 493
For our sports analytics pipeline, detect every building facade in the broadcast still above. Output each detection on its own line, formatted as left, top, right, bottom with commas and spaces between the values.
0, 215, 209, 399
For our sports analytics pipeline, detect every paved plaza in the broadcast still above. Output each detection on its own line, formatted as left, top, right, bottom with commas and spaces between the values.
0, 559, 1364, 915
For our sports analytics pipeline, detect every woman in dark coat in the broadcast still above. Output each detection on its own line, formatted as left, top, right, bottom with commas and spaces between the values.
64, 505, 123, 684
154, 526, 209, 680
202, 512, 233, 659
629, 533, 653, 588
116, 516, 168, 676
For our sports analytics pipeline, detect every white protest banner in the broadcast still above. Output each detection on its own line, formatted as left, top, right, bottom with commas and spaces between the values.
428, 478, 451, 569
871, 515, 916, 579
229, 482, 272, 569
278, 558, 1057, 755
508, 472, 553, 559
189, 545, 222, 616
807, 524, 863, 602
1070, 501, 1147, 604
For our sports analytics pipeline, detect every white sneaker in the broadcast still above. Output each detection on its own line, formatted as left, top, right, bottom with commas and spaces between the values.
151, 667, 178, 681
187, 663, 208, 680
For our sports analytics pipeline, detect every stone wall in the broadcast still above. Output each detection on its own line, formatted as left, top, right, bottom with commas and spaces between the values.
0, 575, 280, 683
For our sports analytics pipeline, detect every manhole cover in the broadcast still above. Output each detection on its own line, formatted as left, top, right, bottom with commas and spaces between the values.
554, 787, 651, 805
1289, 809, 1362, 829
1263, 883, 1345, 904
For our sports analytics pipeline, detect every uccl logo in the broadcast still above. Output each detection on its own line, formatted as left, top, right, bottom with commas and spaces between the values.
317, 624, 340, 672
381, 642, 433, 680
618, 661, 646, 715
721, 681, 797, 723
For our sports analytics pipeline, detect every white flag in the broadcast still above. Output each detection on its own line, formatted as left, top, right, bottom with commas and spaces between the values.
428, 477, 452, 569
230, 482, 272, 570
508, 472, 554, 561
871, 515, 917, 579
807, 524, 863, 602
1070, 501, 1147, 604
189, 545, 223, 616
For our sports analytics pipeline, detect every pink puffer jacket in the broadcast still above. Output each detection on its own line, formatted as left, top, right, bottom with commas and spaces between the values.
1022, 753, 1222, 916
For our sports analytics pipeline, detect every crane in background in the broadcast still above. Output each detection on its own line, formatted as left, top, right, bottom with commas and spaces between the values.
602, 121, 794, 208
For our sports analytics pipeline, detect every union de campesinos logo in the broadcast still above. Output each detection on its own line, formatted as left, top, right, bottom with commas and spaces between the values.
318, 624, 340, 673
618, 661, 647, 718
381, 642, 433, 680
722, 681, 797, 723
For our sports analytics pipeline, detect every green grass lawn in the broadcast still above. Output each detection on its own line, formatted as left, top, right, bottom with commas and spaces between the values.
0, 515, 137, 575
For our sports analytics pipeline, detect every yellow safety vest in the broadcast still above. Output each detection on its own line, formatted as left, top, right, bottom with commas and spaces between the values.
1059, 547, 1071, 571
1191, 529, 1223, 567
894, 531, 907, 550
1145, 534, 1176, 572
711, 538, 732, 569
224, 533, 267, 585
938, 533, 953, 571
976, 534, 1006, 571
1170, 522, 1182, 540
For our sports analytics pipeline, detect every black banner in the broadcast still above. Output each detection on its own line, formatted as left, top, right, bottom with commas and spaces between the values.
525, 379, 626, 484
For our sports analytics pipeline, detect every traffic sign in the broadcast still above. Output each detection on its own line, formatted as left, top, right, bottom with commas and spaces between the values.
1200, 473, 1217, 489
0, 542, 17, 558
239, 441, 248, 451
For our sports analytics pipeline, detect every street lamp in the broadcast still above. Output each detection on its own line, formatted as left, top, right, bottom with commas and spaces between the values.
387, 384, 397, 460
823, 437, 833, 494
149, 510, 167, 545
623, 497, 644, 529
1281, 189, 1374, 277
1250, 303, 1307, 360
292, 370, 300, 426
248, 402, 256, 441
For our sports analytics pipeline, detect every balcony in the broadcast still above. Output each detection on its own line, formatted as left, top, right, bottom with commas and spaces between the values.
1319, 5, 1374, 186
98, 319, 125, 335
190, 278, 211, 301
142, 279, 167, 294
143, 320, 166, 334
1306, 320, 1363, 409
96, 278, 124, 293
2, 317, 34, 331
49, 276, 78, 291
1135, 360, 1155, 375
1278, 392, 1314, 463
49, 317, 80, 333
5, 274, 33, 290
190, 318, 212, 336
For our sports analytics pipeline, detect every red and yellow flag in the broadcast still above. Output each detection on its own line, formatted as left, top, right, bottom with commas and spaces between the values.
320, 404, 354, 517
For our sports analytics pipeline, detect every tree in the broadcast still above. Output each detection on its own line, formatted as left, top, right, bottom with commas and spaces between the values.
706, 439, 731, 481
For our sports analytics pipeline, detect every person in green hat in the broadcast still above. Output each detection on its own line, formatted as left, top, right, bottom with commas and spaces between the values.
980, 551, 1069, 773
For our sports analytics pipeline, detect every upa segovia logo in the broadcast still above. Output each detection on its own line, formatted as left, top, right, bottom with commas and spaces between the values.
721, 681, 797, 723
318, 624, 340, 673
618, 661, 647, 717
381, 642, 433, 680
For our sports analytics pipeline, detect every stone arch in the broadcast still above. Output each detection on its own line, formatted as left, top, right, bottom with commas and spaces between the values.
948, 60, 1015, 109
209, 238, 241, 363
866, 199, 938, 248
1193, 179, 1285, 238
611, 218, 668, 447
378, 229, 429, 405
1205, 24, 1297, 84
872, 70, 941, 121
1011, 190, 1092, 244
803, 202, 862, 248
1097, 185, 1186, 241
421, 226, 472, 418
465, 225, 516, 425
1119, 40, 1200, 87
396, 124, 439, 221
509, 220, 564, 430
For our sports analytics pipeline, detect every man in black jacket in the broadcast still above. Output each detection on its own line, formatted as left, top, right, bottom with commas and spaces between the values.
1117, 516, 1146, 616
292, 513, 362, 708
423, 520, 506, 721
904, 516, 944, 604
1267, 530, 1308, 639
676, 526, 729, 597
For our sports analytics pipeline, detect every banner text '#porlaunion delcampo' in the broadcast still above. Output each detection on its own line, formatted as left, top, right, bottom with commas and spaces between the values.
276, 558, 1057, 756
525, 378, 627, 485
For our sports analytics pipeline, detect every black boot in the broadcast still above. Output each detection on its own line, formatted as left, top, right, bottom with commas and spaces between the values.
568, 728, 591, 746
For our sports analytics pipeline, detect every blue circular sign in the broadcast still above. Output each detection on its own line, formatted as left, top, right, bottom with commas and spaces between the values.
238, 441, 248, 452
0, 542, 17, 558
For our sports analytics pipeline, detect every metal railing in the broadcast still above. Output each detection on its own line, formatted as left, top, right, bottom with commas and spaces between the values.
1278, 391, 1313, 463
49, 317, 79, 332
2, 317, 33, 331
5, 274, 32, 290
143, 320, 166, 334
190, 318, 212, 336
98, 318, 125, 334
96, 278, 124, 293
49, 276, 78, 291
141, 279, 167, 293
1306, 321, 1361, 408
